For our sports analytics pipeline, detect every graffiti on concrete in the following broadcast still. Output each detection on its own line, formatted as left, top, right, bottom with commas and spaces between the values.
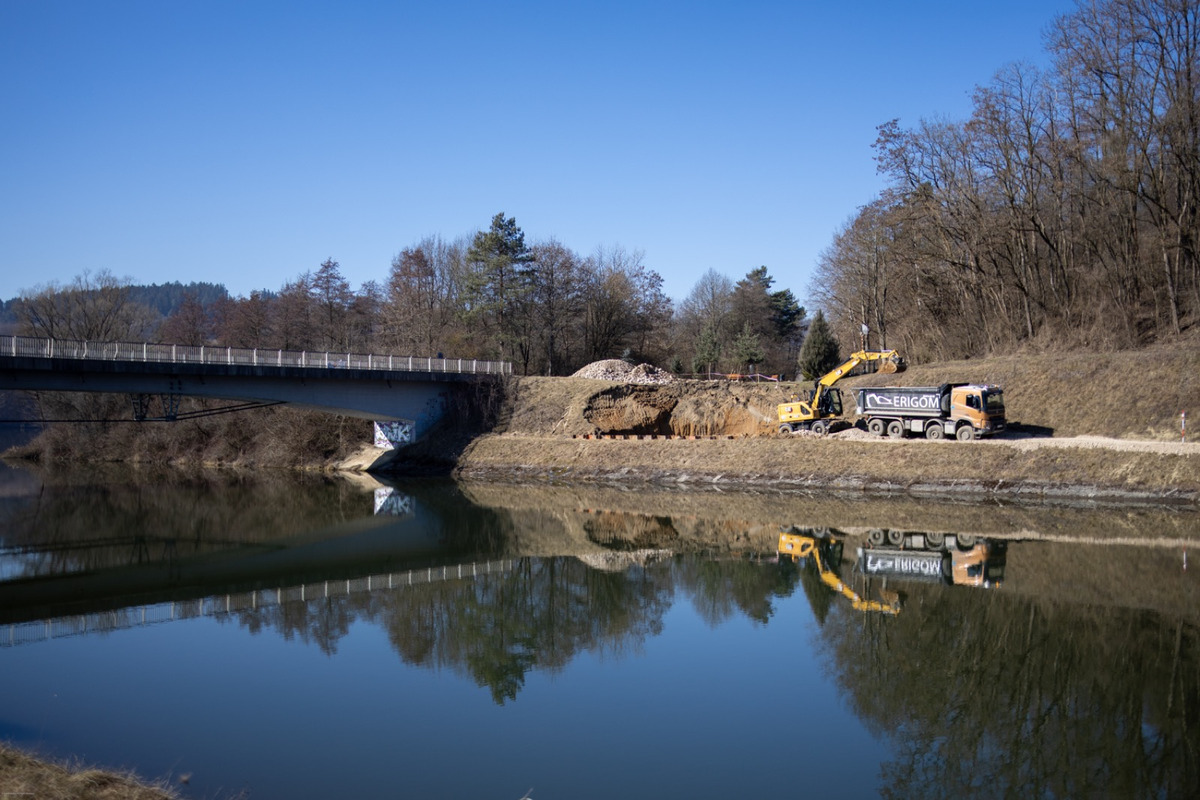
374, 421, 413, 448
374, 488, 414, 516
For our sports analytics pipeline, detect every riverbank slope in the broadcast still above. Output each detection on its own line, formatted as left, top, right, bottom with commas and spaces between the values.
406, 342, 1200, 503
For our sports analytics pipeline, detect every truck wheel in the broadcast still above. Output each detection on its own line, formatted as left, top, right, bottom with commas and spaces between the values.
925, 532, 945, 549
867, 529, 885, 546
886, 529, 905, 547
867, 419, 885, 437
779, 424, 794, 434
957, 534, 977, 549
925, 423, 944, 441
811, 420, 829, 436
956, 425, 975, 442
886, 420, 905, 438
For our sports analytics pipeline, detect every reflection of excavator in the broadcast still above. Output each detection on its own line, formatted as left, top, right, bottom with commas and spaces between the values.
778, 350, 906, 434
778, 528, 901, 615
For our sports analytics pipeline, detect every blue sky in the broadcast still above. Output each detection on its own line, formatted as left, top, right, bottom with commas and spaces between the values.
1, 0, 1077, 309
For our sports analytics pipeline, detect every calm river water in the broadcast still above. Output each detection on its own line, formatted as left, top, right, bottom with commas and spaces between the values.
1, 461, 1198, 799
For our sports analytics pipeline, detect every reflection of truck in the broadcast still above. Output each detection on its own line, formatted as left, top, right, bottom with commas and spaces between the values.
857, 530, 1006, 588
778, 527, 901, 614
854, 383, 1006, 441
778, 350, 905, 435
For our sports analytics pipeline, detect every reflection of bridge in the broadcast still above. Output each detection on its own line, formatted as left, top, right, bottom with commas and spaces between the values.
0, 334, 511, 441
2, 558, 515, 647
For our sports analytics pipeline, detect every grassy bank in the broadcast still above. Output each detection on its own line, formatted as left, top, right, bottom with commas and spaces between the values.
454, 434, 1200, 504
0, 743, 180, 800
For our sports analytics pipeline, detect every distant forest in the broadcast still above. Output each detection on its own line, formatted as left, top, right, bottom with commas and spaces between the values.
814, 0, 1200, 358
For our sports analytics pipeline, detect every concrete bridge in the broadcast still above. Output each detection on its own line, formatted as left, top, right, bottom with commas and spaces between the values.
0, 335, 511, 443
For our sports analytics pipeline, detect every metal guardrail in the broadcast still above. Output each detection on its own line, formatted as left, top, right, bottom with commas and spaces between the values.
0, 334, 513, 376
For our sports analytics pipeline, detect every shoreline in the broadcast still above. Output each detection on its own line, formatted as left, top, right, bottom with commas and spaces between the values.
440, 433, 1200, 508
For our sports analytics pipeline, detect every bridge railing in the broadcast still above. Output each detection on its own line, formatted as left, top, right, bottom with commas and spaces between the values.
1, 334, 512, 376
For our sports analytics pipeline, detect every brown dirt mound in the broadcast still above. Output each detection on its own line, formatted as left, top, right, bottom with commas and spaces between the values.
504, 376, 791, 438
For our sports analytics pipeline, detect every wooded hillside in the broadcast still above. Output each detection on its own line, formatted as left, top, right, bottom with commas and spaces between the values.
813, 0, 1200, 360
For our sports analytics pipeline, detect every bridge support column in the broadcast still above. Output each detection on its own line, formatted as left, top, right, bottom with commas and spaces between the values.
130, 392, 181, 421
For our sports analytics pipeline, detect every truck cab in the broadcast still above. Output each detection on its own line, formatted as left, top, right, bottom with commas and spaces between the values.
950, 384, 1006, 438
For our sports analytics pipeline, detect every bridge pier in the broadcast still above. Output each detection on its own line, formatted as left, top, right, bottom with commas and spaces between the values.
374, 420, 415, 448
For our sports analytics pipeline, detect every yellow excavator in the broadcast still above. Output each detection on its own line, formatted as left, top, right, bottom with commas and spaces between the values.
778, 349, 905, 434
778, 527, 901, 615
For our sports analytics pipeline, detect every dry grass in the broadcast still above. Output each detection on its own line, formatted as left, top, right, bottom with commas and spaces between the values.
842, 341, 1200, 440
457, 433, 1200, 501
0, 744, 180, 800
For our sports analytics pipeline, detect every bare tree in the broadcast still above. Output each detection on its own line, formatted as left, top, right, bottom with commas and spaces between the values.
579, 245, 672, 366
272, 273, 316, 351
215, 290, 273, 348
18, 269, 155, 341
675, 268, 734, 370
383, 236, 462, 356
522, 239, 584, 375
155, 292, 211, 345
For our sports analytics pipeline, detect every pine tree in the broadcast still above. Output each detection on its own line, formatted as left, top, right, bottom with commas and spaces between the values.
464, 213, 534, 361
732, 321, 765, 373
797, 310, 841, 381
691, 322, 721, 375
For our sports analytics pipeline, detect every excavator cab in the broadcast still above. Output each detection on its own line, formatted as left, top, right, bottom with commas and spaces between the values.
816, 387, 843, 417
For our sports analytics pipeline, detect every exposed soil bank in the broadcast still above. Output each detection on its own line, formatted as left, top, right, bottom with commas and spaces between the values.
408, 342, 1200, 505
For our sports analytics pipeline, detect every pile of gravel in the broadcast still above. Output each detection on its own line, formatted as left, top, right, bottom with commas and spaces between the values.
571, 359, 676, 384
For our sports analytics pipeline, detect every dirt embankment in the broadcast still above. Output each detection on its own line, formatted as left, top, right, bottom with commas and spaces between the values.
434, 343, 1200, 504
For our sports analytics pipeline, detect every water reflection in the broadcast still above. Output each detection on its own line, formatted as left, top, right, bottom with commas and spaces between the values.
1, 463, 1199, 795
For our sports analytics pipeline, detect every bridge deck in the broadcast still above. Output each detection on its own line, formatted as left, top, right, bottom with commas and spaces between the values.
0, 335, 512, 427
1, 334, 511, 376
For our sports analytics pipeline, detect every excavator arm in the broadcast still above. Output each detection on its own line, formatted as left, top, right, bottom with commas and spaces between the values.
778, 350, 905, 433
816, 349, 905, 389
779, 529, 901, 615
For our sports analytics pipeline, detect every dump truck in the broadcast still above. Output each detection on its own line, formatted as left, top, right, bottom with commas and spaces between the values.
857, 529, 1006, 589
854, 382, 1006, 441
777, 350, 905, 435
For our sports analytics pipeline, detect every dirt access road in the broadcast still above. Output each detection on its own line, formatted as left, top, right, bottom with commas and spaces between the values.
824, 426, 1199, 456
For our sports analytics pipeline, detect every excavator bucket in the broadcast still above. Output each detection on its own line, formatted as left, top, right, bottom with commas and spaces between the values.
878, 355, 906, 374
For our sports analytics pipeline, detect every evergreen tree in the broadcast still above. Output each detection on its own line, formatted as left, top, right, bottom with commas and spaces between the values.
732, 321, 765, 372
310, 258, 352, 350
692, 322, 721, 374
797, 310, 841, 380
464, 212, 534, 361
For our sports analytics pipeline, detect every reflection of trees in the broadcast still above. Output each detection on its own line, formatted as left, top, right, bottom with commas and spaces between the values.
675, 557, 800, 626
819, 586, 1200, 797
225, 554, 797, 703
383, 557, 673, 703
0, 467, 373, 576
